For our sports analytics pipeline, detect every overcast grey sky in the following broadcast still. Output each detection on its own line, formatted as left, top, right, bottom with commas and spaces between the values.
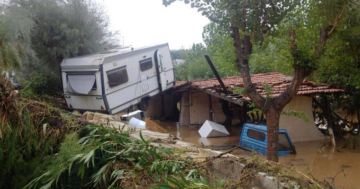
104, 0, 210, 50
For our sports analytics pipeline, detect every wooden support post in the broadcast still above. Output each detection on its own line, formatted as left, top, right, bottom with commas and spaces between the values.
324, 96, 336, 146
179, 91, 190, 126
208, 95, 213, 121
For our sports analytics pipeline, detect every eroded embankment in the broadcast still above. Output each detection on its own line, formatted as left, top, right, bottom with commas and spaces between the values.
78, 111, 336, 189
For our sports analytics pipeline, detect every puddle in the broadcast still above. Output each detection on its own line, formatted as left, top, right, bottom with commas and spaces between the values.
155, 121, 360, 189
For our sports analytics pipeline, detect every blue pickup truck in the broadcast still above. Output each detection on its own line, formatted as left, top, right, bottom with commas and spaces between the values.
239, 123, 296, 156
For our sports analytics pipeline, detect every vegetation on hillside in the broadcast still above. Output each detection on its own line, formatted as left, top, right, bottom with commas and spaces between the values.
0, 0, 118, 79
0, 76, 81, 188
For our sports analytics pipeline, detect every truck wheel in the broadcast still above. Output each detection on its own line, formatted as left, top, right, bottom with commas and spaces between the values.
137, 98, 149, 111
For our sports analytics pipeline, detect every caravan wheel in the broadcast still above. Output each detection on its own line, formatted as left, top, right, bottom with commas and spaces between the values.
137, 98, 149, 111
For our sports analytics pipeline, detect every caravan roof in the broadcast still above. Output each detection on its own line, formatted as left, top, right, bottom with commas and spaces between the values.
61, 43, 169, 69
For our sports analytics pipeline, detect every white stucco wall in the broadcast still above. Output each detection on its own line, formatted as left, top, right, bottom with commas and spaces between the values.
187, 91, 228, 125
280, 96, 327, 142
189, 91, 210, 125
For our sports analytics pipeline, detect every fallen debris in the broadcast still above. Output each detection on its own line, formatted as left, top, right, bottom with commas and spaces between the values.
129, 117, 146, 129
198, 120, 230, 138
145, 118, 169, 133
120, 110, 144, 121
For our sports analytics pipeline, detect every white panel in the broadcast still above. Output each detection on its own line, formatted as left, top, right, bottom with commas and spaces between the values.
121, 110, 143, 121
63, 71, 102, 96
67, 75, 95, 95
110, 89, 159, 115
103, 51, 158, 95
198, 120, 230, 138
65, 95, 105, 111
106, 76, 159, 110
164, 69, 175, 90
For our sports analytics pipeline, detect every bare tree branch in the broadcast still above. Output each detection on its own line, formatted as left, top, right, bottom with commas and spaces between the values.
231, 26, 266, 110
315, 27, 331, 59
328, 0, 347, 37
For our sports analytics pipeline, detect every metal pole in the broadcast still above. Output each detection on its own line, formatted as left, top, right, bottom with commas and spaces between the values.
204, 55, 229, 94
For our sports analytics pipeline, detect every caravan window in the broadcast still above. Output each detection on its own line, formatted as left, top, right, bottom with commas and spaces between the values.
247, 129, 265, 141
139, 58, 153, 71
107, 66, 129, 87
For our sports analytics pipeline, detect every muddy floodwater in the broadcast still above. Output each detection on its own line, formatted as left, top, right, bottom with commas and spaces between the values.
279, 141, 360, 189
155, 121, 360, 189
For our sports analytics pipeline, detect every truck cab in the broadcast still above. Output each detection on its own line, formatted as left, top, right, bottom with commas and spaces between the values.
239, 123, 296, 156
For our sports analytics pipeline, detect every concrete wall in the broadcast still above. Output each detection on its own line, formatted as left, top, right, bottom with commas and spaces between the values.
211, 96, 227, 123
280, 96, 327, 142
179, 91, 190, 126
181, 90, 227, 125
189, 91, 210, 125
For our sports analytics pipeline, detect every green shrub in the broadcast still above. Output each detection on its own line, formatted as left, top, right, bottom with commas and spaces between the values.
25, 123, 198, 189
21, 70, 62, 98
0, 77, 74, 188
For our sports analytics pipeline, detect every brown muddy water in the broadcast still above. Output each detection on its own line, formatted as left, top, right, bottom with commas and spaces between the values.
155, 121, 360, 189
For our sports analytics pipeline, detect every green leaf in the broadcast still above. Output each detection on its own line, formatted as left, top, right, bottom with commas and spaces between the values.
139, 130, 149, 144
200, 176, 210, 186
42, 123, 47, 136
151, 185, 175, 189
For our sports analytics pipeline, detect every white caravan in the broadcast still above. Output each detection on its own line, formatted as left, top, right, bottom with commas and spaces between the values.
60, 43, 175, 114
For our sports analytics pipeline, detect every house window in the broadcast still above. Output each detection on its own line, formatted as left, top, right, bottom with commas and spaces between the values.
247, 129, 265, 141
107, 66, 129, 87
139, 58, 153, 71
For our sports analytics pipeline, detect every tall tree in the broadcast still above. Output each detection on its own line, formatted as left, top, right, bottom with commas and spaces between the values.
0, 0, 35, 72
163, 0, 353, 161
203, 22, 238, 76
14, 0, 119, 71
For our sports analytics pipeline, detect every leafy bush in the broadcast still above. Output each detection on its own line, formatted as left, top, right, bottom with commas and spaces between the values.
21, 70, 62, 98
0, 76, 74, 188
25, 123, 199, 189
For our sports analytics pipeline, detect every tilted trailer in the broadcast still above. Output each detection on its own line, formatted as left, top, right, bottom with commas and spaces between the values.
60, 43, 175, 114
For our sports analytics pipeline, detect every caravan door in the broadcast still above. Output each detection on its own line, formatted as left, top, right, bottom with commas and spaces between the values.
155, 50, 167, 91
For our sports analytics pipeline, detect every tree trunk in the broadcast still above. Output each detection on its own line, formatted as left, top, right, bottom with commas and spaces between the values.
231, 26, 330, 162
266, 107, 281, 162
323, 96, 336, 146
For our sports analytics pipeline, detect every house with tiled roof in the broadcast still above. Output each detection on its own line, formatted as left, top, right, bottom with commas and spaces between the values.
147, 72, 343, 142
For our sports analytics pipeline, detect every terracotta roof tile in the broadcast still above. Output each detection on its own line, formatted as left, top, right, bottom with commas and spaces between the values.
174, 81, 189, 88
174, 72, 344, 97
